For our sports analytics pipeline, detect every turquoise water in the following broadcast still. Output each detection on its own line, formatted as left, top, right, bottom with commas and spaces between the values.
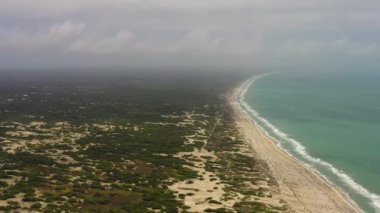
242, 71, 380, 213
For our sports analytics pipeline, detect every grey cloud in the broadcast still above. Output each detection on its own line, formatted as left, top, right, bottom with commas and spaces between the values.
68, 30, 135, 54
0, 0, 379, 69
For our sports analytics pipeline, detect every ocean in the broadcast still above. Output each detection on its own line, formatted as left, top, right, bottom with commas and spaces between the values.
241, 71, 380, 213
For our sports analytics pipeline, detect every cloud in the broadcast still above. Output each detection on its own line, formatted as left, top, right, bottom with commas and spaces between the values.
0, 0, 379, 69
69, 31, 135, 54
0, 21, 84, 49
47, 21, 85, 42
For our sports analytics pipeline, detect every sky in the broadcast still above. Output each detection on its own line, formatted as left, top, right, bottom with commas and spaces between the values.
1, 0, 380, 70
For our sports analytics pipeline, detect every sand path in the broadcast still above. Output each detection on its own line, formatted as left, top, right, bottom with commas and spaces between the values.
229, 80, 362, 213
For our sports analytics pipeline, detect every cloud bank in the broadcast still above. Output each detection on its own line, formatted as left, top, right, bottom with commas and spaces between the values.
0, 0, 379, 70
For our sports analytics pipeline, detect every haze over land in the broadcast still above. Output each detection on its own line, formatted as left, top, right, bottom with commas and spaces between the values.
1, 0, 380, 70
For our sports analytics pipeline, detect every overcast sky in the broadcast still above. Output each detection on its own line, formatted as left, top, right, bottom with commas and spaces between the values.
1, 0, 380, 70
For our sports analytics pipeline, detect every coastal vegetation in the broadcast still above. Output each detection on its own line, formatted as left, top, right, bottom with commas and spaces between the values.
0, 70, 285, 212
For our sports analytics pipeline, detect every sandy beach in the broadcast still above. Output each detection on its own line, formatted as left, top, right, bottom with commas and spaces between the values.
229, 78, 362, 213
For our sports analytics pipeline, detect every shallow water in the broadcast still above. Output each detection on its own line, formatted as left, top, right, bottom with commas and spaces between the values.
243, 71, 380, 213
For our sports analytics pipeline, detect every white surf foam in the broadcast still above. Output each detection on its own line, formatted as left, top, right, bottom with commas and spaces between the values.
236, 74, 380, 212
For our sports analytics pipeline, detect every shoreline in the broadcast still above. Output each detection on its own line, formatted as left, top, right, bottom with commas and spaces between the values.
228, 77, 362, 213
